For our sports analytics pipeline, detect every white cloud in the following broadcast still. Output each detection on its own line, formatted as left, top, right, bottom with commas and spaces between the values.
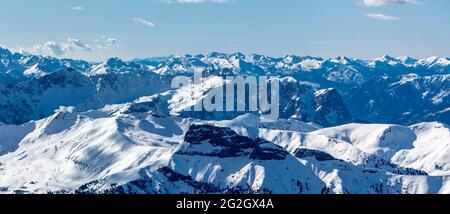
133, 18, 155, 28
162, 0, 230, 3
360, 0, 418, 7
105, 38, 119, 48
71, 6, 84, 10
28, 42, 69, 56
26, 38, 93, 56
46, 42, 68, 55
96, 36, 120, 50
365, 13, 400, 21
68, 38, 92, 51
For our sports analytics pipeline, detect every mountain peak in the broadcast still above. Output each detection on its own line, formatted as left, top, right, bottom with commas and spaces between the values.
88, 57, 142, 75
374, 54, 398, 62
332, 56, 353, 65
417, 56, 449, 67
282, 55, 303, 64
382, 54, 396, 59
207, 52, 227, 58
105, 57, 126, 66
397, 56, 417, 63
0, 46, 12, 57
230, 52, 246, 59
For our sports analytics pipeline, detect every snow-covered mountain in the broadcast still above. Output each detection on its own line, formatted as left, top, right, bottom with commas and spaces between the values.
0, 66, 171, 124
1, 47, 449, 194
1, 47, 448, 126
346, 74, 449, 124
0, 103, 449, 194
168, 76, 354, 126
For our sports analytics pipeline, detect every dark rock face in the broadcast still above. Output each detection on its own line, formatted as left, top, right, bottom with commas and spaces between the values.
250, 138, 289, 160
294, 148, 338, 161
178, 124, 288, 160
360, 154, 428, 176
313, 88, 353, 127
157, 167, 223, 193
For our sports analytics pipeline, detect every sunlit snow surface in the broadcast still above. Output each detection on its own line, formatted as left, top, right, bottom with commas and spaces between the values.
1, 47, 450, 194
1, 105, 449, 193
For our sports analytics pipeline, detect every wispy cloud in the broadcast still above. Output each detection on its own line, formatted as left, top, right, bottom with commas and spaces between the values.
29, 41, 70, 56
162, 0, 231, 3
133, 18, 155, 28
360, 0, 418, 7
26, 38, 94, 56
104, 38, 119, 48
43, 42, 68, 56
365, 13, 400, 21
71, 6, 84, 11
96, 36, 120, 51
68, 38, 92, 51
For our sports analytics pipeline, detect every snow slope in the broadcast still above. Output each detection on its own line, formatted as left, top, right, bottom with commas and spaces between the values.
1, 47, 450, 194
1, 47, 449, 126
1, 103, 449, 194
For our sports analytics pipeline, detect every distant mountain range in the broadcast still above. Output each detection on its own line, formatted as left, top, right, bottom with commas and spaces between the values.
1, 47, 448, 125
0, 47, 449, 194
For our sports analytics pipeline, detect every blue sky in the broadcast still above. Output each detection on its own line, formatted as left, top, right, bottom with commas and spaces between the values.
0, 0, 449, 61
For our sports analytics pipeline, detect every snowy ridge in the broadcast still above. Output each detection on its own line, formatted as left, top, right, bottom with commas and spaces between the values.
1, 104, 450, 193
1, 47, 450, 194
1, 47, 448, 126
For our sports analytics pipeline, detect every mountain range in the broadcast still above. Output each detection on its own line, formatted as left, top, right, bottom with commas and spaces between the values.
0, 47, 449, 194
